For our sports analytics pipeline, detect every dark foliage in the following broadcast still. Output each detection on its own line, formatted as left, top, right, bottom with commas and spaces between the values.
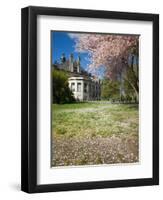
52, 69, 75, 104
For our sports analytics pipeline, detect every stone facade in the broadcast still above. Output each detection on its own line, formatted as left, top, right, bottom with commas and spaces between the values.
53, 54, 101, 101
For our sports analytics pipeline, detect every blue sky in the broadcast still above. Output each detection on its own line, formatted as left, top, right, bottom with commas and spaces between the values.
51, 31, 90, 71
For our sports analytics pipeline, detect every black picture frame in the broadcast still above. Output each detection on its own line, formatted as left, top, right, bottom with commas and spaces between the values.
21, 6, 159, 193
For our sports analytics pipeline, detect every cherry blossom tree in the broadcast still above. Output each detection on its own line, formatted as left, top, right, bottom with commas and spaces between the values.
71, 33, 139, 100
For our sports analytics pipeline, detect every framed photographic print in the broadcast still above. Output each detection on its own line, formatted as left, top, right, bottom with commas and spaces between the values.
21, 6, 159, 193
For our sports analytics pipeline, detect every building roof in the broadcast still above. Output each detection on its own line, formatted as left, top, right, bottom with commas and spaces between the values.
53, 54, 100, 83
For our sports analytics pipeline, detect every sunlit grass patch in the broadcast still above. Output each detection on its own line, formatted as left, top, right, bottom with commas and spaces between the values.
52, 103, 138, 138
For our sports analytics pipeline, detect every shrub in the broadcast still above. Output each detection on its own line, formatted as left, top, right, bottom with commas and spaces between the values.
52, 69, 75, 104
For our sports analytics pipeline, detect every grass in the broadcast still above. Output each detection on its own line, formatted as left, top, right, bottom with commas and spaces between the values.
51, 102, 139, 166
52, 102, 138, 138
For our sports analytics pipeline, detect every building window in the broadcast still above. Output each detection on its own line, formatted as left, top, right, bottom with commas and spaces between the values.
77, 82, 81, 92
84, 83, 87, 93
73, 66, 77, 73
71, 82, 75, 92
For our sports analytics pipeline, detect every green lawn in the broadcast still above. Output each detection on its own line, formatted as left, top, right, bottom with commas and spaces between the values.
52, 102, 138, 138
52, 102, 139, 166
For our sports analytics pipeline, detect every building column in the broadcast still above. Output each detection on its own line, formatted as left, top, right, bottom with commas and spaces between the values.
75, 81, 77, 92
81, 81, 84, 101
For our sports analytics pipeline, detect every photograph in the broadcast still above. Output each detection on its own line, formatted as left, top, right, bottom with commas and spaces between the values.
51, 31, 139, 167
21, 6, 159, 193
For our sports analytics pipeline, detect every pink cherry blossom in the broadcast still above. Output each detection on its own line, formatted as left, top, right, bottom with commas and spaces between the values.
73, 33, 139, 79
